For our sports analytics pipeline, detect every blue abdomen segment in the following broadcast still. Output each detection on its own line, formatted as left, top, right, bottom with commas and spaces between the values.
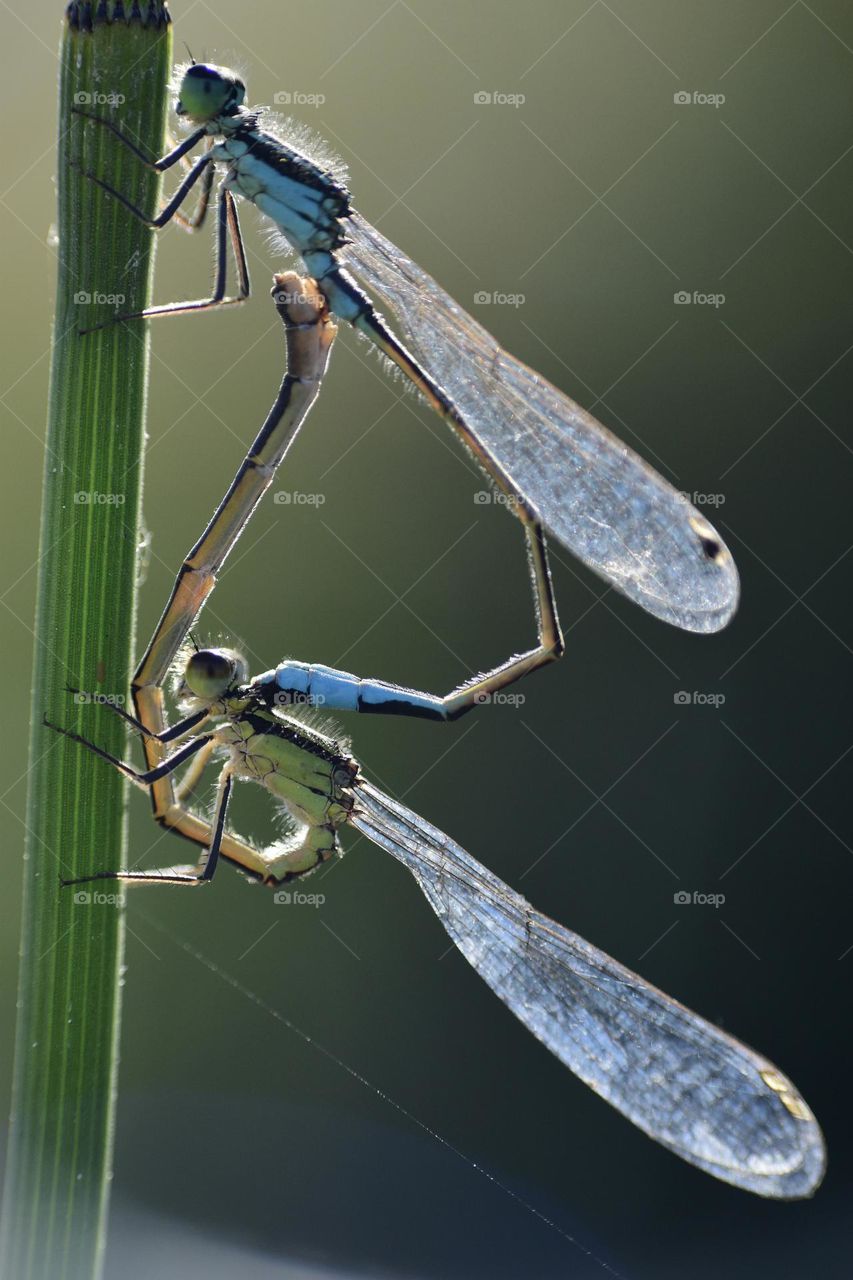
255, 662, 448, 720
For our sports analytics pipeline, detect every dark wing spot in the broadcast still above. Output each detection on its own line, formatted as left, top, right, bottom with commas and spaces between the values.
689, 515, 723, 562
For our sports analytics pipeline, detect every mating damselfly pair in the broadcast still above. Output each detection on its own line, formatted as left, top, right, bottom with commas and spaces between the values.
55, 53, 825, 1198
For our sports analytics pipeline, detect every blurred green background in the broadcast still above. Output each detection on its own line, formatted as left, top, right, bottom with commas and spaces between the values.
1, 2, 851, 1276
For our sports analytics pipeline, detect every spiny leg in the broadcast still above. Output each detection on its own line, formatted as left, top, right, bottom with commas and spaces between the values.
71, 105, 208, 171
129, 776, 342, 889
68, 762, 234, 890
63, 690, 220, 812
125, 186, 250, 322
72, 106, 249, 328
48, 710, 282, 886
175, 738, 216, 805
64, 690, 209, 744
80, 186, 250, 333
172, 145, 215, 231
73, 105, 214, 231
45, 716, 215, 793
65, 721, 324, 887
126, 128, 215, 232
127, 766, 237, 888
73, 145, 213, 230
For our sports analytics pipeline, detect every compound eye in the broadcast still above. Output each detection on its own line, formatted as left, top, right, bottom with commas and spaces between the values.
185, 648, 239, 699
176, 64, 237, 121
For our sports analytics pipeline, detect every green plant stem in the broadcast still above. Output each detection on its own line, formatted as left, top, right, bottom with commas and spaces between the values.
0, 5, 171, 1278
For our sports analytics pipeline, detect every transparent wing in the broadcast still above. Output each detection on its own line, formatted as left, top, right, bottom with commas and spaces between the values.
345, 214, 739, 633
351, 780, 824, 1197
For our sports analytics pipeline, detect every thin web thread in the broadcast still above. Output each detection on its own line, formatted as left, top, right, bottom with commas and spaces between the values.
134, 907, 622, 1278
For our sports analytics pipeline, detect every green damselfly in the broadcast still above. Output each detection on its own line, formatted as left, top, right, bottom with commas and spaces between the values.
70, 54, 740, 634
54, 625, 824, 1198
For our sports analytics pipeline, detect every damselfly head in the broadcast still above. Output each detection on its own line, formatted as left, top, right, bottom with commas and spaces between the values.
175, 63, 246, 122
183, 647, 248, 701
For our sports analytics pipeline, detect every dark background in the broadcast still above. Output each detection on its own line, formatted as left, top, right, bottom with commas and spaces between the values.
1, 2, 850, 1276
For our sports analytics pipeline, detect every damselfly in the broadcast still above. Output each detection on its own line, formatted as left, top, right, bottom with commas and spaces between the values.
72, 58, 740, 634
53, 635, 824, 1199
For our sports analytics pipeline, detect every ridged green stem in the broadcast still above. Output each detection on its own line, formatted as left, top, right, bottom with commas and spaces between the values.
0, 5, 171, 1277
